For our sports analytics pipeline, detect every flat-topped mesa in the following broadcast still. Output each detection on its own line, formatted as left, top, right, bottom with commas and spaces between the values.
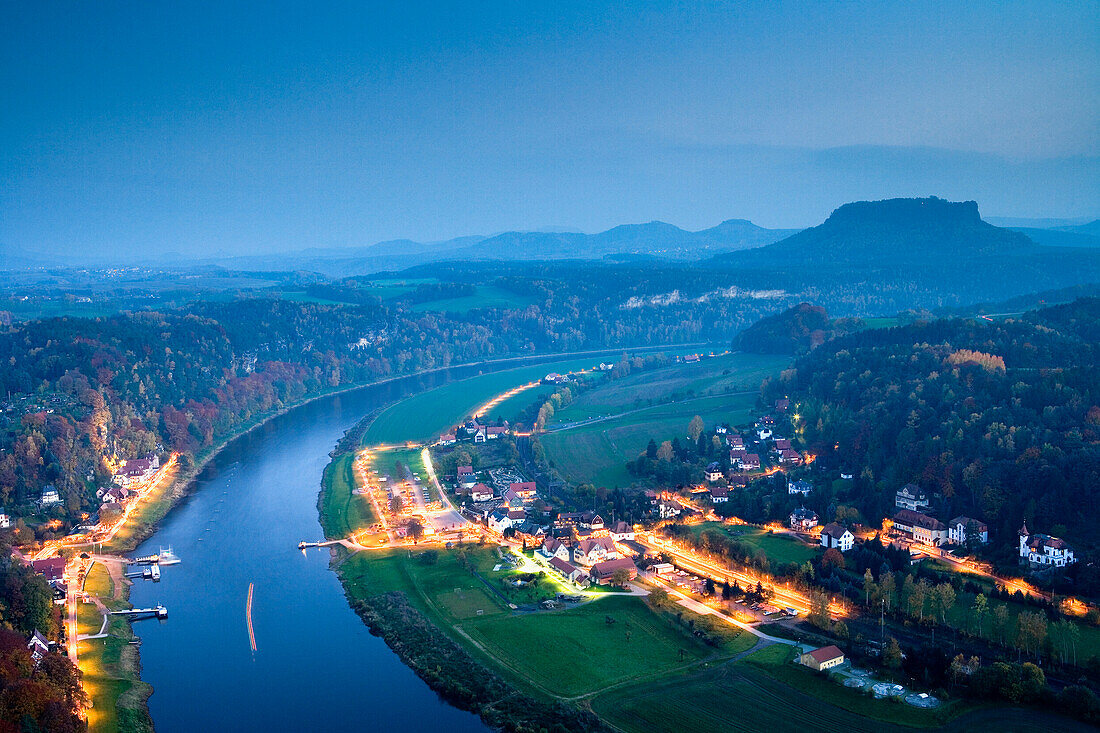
824, 197, 982, 229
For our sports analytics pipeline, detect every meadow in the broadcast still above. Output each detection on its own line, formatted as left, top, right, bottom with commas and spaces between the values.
542, 392, 758, 488
685, 523, 820, 566
319, 453, 374, 539
361, 355, 610, 445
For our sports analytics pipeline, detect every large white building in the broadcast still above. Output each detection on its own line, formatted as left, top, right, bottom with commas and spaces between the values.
948, 516, 988, 545
820, 523, 854, 552
1019, 523, 1076, 567
895, 483, 930, 512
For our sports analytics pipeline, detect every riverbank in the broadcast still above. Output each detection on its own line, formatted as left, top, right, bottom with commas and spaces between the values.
83, 345, 703, 732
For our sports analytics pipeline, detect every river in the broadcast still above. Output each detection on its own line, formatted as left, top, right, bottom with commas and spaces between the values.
125, 365, 503, 732
125, 350, 671, 731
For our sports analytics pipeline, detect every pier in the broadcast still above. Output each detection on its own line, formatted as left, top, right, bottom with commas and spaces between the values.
111, 605, 168, 620
125, 565, 161, 581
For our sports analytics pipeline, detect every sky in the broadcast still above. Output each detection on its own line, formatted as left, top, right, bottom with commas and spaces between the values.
1, 1, 1098, 260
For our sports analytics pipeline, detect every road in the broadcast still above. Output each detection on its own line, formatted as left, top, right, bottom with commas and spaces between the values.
638, 531, 846, 617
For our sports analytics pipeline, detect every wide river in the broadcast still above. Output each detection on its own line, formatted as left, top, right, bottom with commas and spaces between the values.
126, 355, 603, 732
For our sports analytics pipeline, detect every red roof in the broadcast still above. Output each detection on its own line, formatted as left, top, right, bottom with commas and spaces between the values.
457, 465, 473, 474
548, 557, 577, 574
806, 645, 844, 663
30, 558, 65, 582
510, 481, 537, 494
591, 558, 637, 576
821, 522, 849, 539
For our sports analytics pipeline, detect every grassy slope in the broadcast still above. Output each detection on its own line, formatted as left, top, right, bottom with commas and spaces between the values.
542, 393, 757, 488
79, 564, 153, 733
319, 453, 374, 539
362, 356, 610, 445
540, 352, 788, 487
685, 523, 820, 566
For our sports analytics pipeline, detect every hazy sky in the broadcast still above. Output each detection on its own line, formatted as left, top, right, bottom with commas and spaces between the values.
2, 1, 1097, 259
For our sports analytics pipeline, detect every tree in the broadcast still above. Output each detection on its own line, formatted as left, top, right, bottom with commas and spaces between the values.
991, 603, 1011, 645
688, 415, 704, 442
656, 441, 674, 462
972, 593, 988, 637
821, 547, 845, 570
931, 582, 955, 624
808, 591, 830, 630
646, 439, 658, 459
609, 568, 631, 588
1015, 611, 1048, 661
863, 568, 876, 606
883, 637, 903, 669
407, 519, 424, 544
703, 578, 715, 596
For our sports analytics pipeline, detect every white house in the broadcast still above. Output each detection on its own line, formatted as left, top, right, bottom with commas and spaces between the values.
27, 630, 49, 666
789, 507, 818, 531
469, 483, 494, 502
892, 510, 948, 547
488, 509, 517, 534
438, 434, 457, 446
457, 466, 476, 488
1019, 523, 1076, 567
709, 486, 729, 503
40, 487, 61, 506
788, 479, 813, 496
756, 427, 773, 441
539, 537, 572, 563
948, 516, 988, 545
573, 537, 620, 567
895, 483, 930, 512
657, 499, 683, 519
0, 509, 9, 529
820, 523, 854, 552
704, 462, 723, 482
609, 521, 635, 542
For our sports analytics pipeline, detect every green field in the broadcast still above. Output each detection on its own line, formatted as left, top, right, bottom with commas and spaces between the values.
361, 356, 611, 445
548, 352, 789, 424
319, 453, 374, 539
463, 595, 714, 697
685, 523, 820, 566
592, 643, 956, 733
78, 563, 153, 733
407, 285, 536, 313
542, 392, 758, 487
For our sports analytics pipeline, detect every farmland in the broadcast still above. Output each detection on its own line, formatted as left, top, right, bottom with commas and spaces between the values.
542, 392, 758, 488
539, 352, 788, 487
681, 523, 821, 566
361, 355, 609, 445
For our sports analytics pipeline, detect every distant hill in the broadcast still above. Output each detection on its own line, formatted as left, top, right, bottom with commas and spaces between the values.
711, 197, 1100, 303
208, 219, 797, 275
734, 302, 861, 355
725, 197, 1036, 266
1005, 226, 1100, 249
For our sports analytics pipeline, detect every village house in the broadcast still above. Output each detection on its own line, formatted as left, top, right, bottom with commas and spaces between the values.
548, 556, 589, 585
799, 645, 845, 671
704, 462, 723, 482
820, 523, 855, 552
580, 512, 605, 531
726, 434, 743, 449
438, 434, 457, 446
100, 485, 129, 504
40, 486, 61, 506
740, 453, 761, 471
539, 537, 572, 563
27, 630, 50, 666
573, 537, 621, 566
457, 466, 476, 488
555, 511, 585, 527
469, 483, 494, 502
892, 509, 949, 546
657, 498, 683, 519
509, 481, 538, 499
756, 426, 773, 441
789, 507, 818, 531
1019, 523, 1076, 567
29, 557, 65, 583
947, 516, 989, 545
709, 486, 729, 503
772, 438, 791, 453
487, 426, 507, 440
609, 521, 635, 542
488, 508, 524, 534
895, 483, 930, 512
589, 557, 638, 585
788, 479, 812, 495
715, 424, 728, 435
473, 426, 487, 443
500, 488, 524, 509
779, 449, 802, 465
774, 398, 790, 412
0, 509, 9, 529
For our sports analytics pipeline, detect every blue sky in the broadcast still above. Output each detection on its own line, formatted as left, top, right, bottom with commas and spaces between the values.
2, 1, 1097, 259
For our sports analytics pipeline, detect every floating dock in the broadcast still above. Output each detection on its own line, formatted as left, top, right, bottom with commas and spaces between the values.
111, 605, 168, 620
